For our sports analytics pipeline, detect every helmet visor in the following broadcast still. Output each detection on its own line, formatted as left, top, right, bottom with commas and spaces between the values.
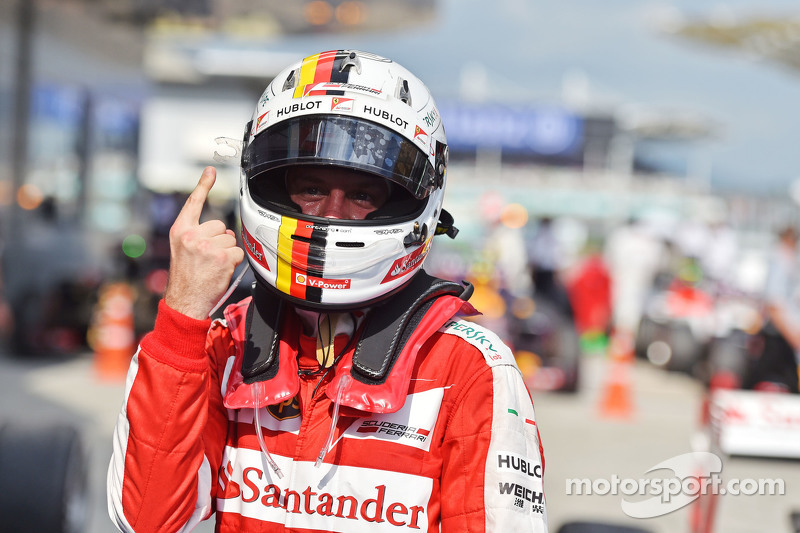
243, 115, 436, 199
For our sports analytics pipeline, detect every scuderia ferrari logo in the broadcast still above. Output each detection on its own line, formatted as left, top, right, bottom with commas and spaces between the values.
342, 388, 444, 452
356, 421, 430, 442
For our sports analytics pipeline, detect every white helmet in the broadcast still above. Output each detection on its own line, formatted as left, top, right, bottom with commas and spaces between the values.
239, 50, 454, 311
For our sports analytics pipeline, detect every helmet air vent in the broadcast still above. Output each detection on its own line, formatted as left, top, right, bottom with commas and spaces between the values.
340, 51, 362, 74
282, 69, 297, 92
397, 78, 411, 106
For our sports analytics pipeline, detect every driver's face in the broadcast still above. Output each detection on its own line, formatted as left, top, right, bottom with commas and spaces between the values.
286, 167, 391, 220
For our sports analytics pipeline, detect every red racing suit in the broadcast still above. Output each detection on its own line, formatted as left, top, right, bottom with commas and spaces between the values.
108, 298, 548, 532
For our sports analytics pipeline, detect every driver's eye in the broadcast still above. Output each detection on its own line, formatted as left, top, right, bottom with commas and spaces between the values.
288, 178, 324, 197
352, 191, 371, 201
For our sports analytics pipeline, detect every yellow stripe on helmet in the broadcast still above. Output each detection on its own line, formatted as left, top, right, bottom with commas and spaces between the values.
293, 53, 321, 99
276, 216, 299, 294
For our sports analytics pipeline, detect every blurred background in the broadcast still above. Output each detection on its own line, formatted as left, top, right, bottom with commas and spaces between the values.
1, 0, 800, 532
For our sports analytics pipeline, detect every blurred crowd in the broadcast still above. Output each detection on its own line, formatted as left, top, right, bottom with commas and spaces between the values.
426, 199, 800, 394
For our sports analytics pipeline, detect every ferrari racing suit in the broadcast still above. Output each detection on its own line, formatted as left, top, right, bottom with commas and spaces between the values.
107, 297, 548, 532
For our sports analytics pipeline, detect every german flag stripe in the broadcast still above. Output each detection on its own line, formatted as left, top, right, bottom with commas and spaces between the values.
307, 224, 327, 278
293, 50, 351, 98
290, 236, 310, 300
276, 218, 299, 297
303, 221, 327, 303
312, 50, 337, 85
293, 53, 320, 98
306, 283, 323, 303
329, 52, 351, 84
293, 219, 314, 240
276, 217, 329, 303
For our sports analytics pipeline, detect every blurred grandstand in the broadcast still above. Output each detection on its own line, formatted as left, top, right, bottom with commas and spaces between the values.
663, 10, 800, 75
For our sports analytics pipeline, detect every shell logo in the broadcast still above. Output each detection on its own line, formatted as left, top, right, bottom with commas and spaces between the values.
296, 273, 307, 285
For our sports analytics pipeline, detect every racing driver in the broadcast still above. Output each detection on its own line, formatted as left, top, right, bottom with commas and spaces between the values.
107, 49, 548, 532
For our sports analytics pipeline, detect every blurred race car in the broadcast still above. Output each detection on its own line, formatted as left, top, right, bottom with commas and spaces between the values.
506, 294, 581, 393
464, 276, 581, 393
635, 272, 760, 383
635, 274, 715, 375
708, 388, 800, 458
700, 321, 800, 459
691, 329, 800, 533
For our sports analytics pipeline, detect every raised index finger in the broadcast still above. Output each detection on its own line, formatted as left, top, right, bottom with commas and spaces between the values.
176, 166, 216, 226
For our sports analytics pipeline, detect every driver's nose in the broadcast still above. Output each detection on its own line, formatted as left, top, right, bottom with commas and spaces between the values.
319, 189, 348, 219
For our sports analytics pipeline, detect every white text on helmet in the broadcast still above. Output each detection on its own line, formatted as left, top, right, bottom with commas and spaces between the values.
296, 273, 352, 290
305, 82, 383, 97
308, 277, 351, 290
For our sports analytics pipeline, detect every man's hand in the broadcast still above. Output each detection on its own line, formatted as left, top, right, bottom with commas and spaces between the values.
164, 167, 245, 319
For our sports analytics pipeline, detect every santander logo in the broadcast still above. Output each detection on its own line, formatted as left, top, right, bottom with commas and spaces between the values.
381, 241, 430, 284
242, 227, 269, 271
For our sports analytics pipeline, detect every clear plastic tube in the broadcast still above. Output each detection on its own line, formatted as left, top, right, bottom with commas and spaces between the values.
253, 382, 284, 478
316, 374, 350, 468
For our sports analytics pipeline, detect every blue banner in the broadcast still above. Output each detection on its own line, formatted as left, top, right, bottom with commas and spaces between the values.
438, 102, 583, 156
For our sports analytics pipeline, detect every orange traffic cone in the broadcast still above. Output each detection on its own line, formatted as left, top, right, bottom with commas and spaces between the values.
598, 330, 635, 419
89, 282, 136, 380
